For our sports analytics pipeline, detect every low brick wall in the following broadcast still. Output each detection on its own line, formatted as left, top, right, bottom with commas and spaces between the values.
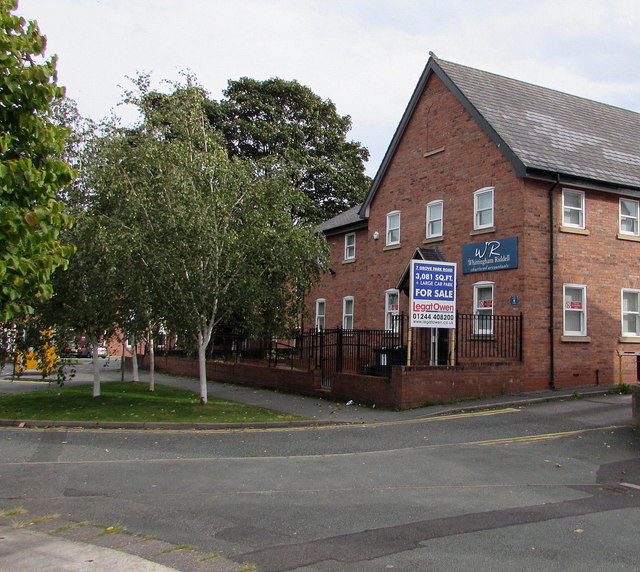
633, 385, 640, 426
132, 354, 527, 410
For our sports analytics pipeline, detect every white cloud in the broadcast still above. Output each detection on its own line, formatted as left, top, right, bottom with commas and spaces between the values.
15, 0, 640, 175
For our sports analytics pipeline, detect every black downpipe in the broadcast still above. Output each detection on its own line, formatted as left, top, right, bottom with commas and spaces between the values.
548, 176, 560, 390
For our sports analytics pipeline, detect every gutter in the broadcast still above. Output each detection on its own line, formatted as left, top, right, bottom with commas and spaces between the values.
548, 175, 560, 390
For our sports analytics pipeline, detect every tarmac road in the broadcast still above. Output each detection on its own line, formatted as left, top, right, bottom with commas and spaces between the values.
0, 362, 638, 571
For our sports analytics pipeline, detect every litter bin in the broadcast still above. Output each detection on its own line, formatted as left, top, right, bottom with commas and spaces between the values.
373, 345, 407, 375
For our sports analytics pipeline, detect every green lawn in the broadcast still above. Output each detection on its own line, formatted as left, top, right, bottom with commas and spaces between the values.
0, 382, 305, 424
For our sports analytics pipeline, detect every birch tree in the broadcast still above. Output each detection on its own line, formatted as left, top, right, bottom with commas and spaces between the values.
87, 76, 327, 404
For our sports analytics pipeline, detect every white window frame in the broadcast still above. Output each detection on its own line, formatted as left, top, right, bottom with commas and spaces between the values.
344, 232, 356, 260
473, 281, 494, 334
343, 296, 354, 330
315, 299, 326, 331
620, 198, 640, 236
426, 200, 443, 238
563, 284, 587, 336
562, 189, 585, 229
622, 289, 640, 337
385, 289, 400, 332
474, 187, 494, 230
386, 211, 400, 246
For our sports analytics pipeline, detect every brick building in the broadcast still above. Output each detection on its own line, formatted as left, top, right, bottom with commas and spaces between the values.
306, 55, 640, 401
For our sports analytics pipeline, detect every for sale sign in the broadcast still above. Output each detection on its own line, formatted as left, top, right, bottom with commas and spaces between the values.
410, 260, 457, 328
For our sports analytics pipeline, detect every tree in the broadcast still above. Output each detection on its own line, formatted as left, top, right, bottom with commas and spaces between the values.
208, 77, 371, 224
85, 76, 328, 404
0, 0, 74, 323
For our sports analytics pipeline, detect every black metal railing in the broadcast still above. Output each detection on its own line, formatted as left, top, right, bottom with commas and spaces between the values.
269, 314, 407, 377
455, 313, 522, 361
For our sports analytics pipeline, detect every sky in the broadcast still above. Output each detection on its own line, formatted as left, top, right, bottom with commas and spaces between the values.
14, 0, 640, 176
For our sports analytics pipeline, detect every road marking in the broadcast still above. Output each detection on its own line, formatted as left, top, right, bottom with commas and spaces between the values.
468, 425, 621, 446
620, 482, 640, 491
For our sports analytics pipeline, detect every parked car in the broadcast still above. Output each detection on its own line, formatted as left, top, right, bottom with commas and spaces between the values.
61, 343, 81, 358
78, 345, 108, 358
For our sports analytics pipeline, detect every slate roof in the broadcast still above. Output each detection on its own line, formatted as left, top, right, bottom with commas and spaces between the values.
318, 204, 365, 234
436, 58, 640, 189
358, 55, 640, 218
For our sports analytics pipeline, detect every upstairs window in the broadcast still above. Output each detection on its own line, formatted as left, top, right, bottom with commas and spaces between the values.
563, 284, 587, 336
622, 289, 640, 337
562, 189, 585, 229
344, 233, 356, 260
386, 211, 400, 246
620, 198, 639, 236
343, 297, 354, 330
315, 299, 326, 330
426, 200, 443, 238
474, 187, 494, 230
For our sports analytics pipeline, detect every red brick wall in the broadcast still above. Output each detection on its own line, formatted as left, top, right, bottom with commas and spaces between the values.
137, 354, 528, 410
307, 68, 640, 394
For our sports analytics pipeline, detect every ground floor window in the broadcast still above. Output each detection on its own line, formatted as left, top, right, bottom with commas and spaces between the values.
385, 289, 399, 331
563, 284, 586, 336
343, 296, 354, 330
315, 299, 326, 330
622, 289, 640, 337
473, 282, 494, 334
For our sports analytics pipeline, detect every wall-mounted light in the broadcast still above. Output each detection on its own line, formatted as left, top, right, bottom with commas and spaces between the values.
373, 231, 379, 240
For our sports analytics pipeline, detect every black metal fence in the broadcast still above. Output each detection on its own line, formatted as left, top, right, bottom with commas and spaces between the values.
269, 313, 523, 380
270, 317, 406, 381
455, 313, 523, 362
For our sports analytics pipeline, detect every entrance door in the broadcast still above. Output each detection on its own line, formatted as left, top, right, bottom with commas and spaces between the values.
430, 328, 450, 366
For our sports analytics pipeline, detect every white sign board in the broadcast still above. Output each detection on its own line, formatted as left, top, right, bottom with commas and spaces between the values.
410, 260, 457, 328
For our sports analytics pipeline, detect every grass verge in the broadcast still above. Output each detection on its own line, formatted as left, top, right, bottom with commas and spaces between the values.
0, 381, 305, 424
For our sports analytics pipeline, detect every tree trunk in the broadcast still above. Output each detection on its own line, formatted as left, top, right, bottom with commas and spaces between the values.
197, 331, 209, 404
130, 335, 139, 382
148, 330, 155, 392
90, 337, 100, 397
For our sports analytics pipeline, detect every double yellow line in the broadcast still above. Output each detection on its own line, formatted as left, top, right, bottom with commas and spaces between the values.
468, 425, 620, 446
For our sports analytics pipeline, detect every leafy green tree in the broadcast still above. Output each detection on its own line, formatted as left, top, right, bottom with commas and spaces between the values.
86, 76, 327, 404
208, 77, 371, 224
0, 0, 74, 323
42, 212, 120, 396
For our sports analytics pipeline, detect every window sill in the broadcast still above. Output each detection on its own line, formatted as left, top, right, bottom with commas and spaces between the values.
383, 244, 401, 251
617, 233, 640, 242
620, 336, 640, 343
559, 226, 589, 235
561, 335, 591, 342
342, 259, 356, 264
469, 334, 495, 341
423, 236, 444, 244
470, 227, 495, 236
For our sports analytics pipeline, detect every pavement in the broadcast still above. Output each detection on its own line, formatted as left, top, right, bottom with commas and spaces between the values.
0, 357, 632, 571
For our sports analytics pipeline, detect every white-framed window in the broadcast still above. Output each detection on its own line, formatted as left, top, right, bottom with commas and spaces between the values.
386, 211, 400, 246
343, 296, 354, 330
620, 198, 639, 236
474, 187, 494, 230
563, 284, 587, 336
385, 289, 400, 331
315, 299, 326, 331
622, 289, 640, 337
562, 189, 585, 229
426, 200, 443, 238
344, 232, 356, 260
473, 282, 494, 334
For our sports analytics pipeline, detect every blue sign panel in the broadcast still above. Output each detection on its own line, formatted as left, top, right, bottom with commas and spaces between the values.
410, 260, 457, 328
462, 237, 518, 274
